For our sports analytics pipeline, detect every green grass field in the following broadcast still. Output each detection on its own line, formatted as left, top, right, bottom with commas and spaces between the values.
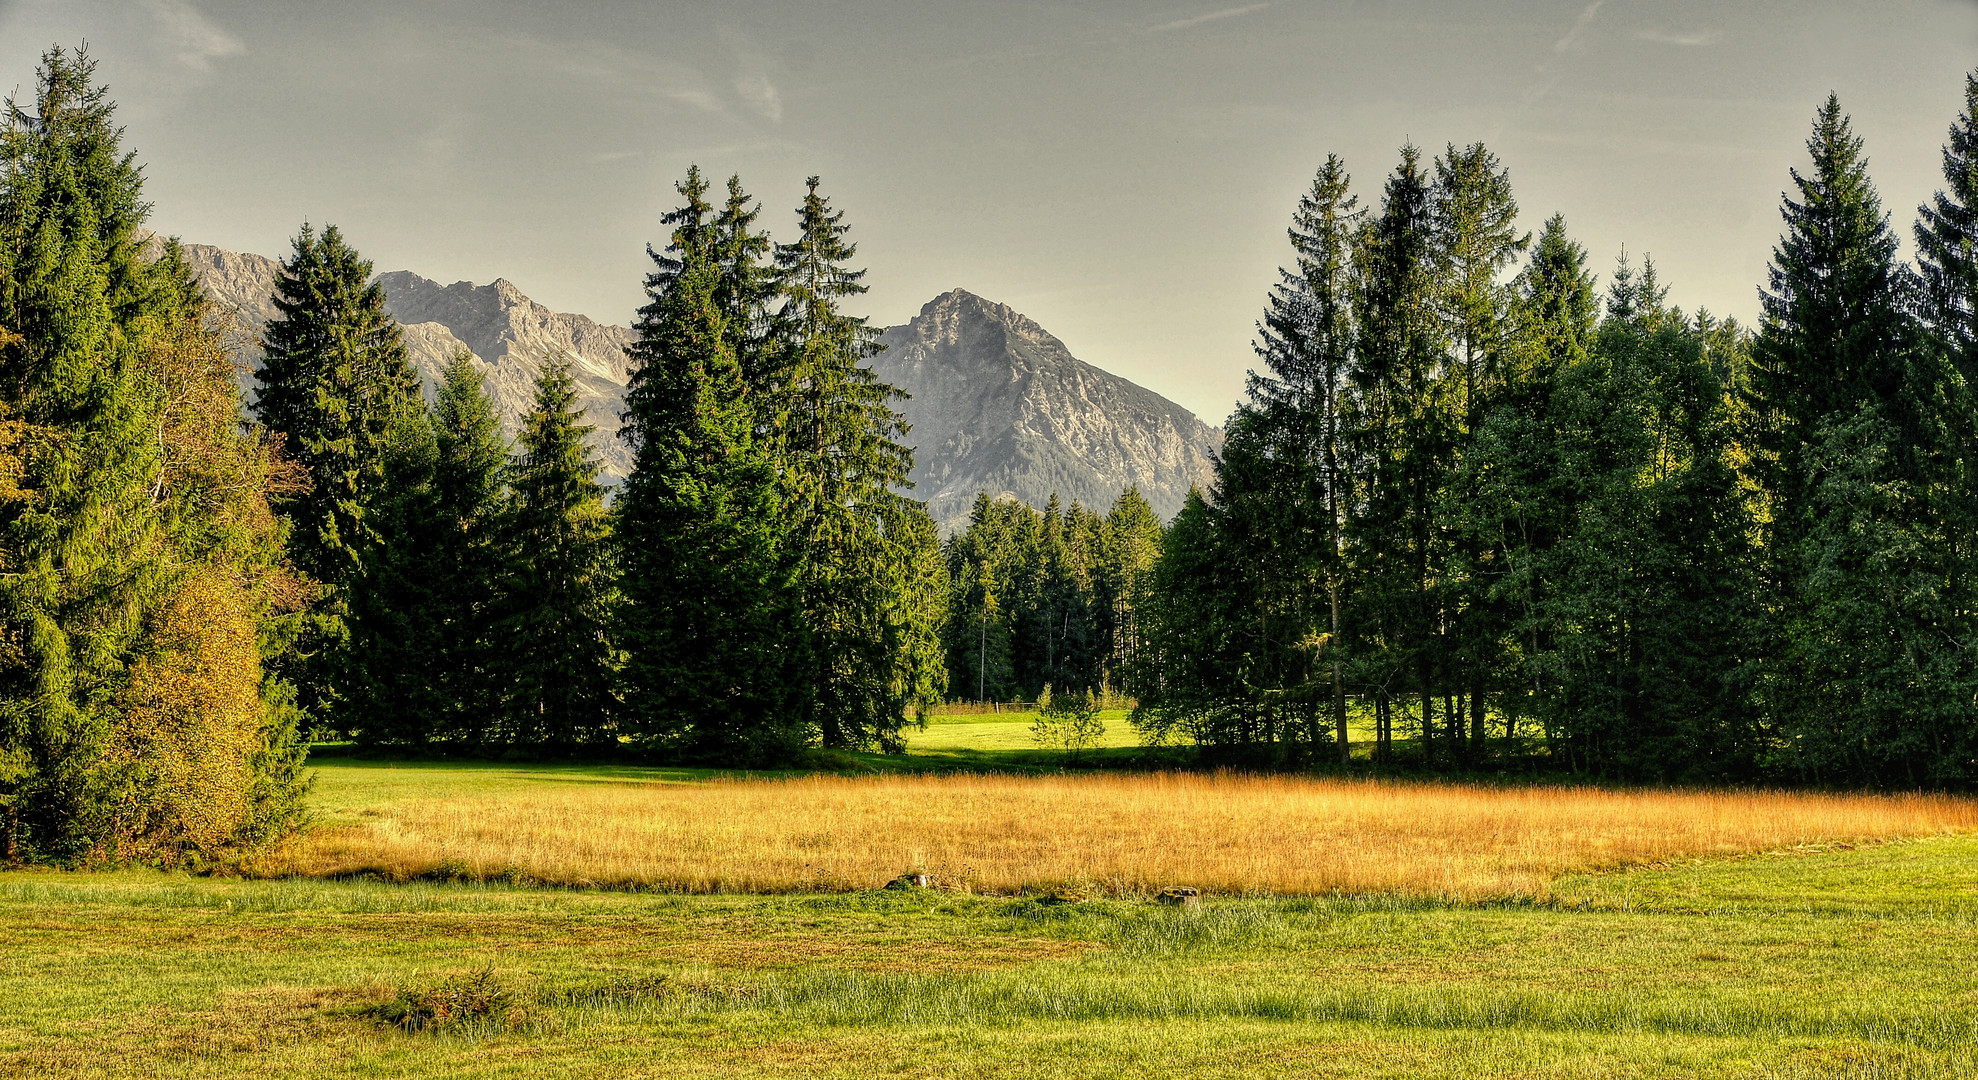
5, 758, 1978, 1078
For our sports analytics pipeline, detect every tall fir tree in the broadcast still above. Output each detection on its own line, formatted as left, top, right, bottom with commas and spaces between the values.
1347, 144, 1450, 763
253, 222, 421, 722
1464, 214, 1597, 756
1432, 142, 1528, 763
768, 177, 935, 749
1916, 71, 1978, 386
1230, 155, 1363, 761
617, 167, 800, 763
1747, 95, 1969, 785
498, 357, 616, 746
426, 354, 511, 742
0, 47, 307, 860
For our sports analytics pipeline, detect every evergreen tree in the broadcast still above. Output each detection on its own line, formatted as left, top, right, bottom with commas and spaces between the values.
0, 47, 306, 860
1747, 95, 1968, 784
253, 221, 420, 721
1099, 487, 1163, 693
340, 354, 512, 747
1464, 214, 1597, 756
617, 167, 799, 763
1347, 144, 1450, 763
499, 357, 616, 746
339, 403, 440, 744
768, 177, 933, 749
1916, 71, 1978, 385
1231, 155, 1362, 760
426, 354, 511, 742
1433, 142, 1529, 763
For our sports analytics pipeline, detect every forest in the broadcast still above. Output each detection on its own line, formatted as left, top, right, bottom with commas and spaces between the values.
2, 42, 1978, 866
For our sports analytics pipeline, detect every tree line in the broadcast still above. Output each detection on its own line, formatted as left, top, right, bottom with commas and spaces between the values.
1132, 77, 1978, 787
267, 168, 949, 765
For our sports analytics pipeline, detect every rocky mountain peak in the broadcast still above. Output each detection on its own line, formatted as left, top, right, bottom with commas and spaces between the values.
873, 291, 1221, 529
168, 239, 1219, 525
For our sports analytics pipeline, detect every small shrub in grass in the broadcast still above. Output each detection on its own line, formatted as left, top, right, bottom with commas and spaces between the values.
1031, 685, 1105, 763
368, 969, 532, 1033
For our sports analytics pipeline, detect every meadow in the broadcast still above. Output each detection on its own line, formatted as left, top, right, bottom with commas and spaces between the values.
9, 719, 1978, 1078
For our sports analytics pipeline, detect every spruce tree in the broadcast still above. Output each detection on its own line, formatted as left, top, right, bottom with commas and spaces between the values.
1464, 214, 1596, 755
427, 354, 511, 742
339, 404, 440, 744
1433, 142, 1528, 762
1916, 71, 1978, 384
1237, 155, 1362, 761
253, 222, 421, 721
1099, 486, 1163, 693
0, 46, 306, 860
499, 357, 615, 746
1748, 95, 1966, 784
1348, 144, 1450, 764
768, 177, 933, 749
617, 167, 799, 763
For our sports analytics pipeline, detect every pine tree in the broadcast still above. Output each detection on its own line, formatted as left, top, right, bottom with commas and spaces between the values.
1916, 71, 1978, 385
0, 47, 306, 860
499, 357, 616, 746
340, 403, 440, 744
426, 353, 511, 742
1099, 487, 1163, 693
1747, 95, 1918, 514
1235, 155, 1363, 761
1464, 214, 1597, 756
768, 177, 932, 749
1433, 142, 1529, 763
1348, 144, 1450, 764
253, 222, 421, 721
1747, 95, 1965, 785
617, 167, 799, 763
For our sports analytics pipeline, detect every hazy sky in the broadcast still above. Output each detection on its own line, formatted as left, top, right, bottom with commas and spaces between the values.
2, 1, 1974, 423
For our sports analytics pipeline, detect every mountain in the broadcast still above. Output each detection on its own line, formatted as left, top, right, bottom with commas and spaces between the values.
873, 289, 1221, 529
174, 243, 1221, 525
174, 242, 636, 480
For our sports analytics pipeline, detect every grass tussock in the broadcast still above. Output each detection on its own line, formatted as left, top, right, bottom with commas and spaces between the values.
266, 772, 1978, 899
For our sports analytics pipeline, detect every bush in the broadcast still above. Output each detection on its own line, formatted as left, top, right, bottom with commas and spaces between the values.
1031, 685, 1106, 763
367, 970, 532, 1034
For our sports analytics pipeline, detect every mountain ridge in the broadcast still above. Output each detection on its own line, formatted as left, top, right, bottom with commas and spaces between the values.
172, 242, 1220, 527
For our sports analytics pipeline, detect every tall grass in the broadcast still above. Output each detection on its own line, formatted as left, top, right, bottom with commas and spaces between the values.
265, 772, 1978, 898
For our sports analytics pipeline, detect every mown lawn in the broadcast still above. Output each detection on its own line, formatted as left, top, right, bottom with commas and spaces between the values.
5, 759, 1978, 1078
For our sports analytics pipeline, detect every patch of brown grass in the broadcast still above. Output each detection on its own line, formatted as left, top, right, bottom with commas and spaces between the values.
266, 773, 1978, 899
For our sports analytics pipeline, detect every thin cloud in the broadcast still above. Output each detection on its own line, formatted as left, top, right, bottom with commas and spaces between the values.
718, 25, 783, 124
135, 0, 245, 73
1635, 28, 1724, 47
1149, 4, 1271, 34
1553, 0, 1604, 53
734, 71, 782, 123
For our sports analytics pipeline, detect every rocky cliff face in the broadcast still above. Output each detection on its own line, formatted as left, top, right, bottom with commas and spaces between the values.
178, 243, 636, 480
872, 289, 1221, 530
175, 243, 1220, 522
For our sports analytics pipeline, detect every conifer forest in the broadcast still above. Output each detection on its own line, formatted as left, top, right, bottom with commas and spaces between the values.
6, 41, 1978, 868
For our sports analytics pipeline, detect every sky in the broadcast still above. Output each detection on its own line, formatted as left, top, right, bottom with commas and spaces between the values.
2, 1, 1975, 424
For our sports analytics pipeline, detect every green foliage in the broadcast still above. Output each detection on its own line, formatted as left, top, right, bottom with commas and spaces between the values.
0, 45, 308, 861
942, 487, 1154, 706
1136, 81, 1978, 786
1029, 684, 1104, 761
498, 357, 616, 746
253, 221, 421, 723
616, 168, 801, 764
767, 177, 939, 750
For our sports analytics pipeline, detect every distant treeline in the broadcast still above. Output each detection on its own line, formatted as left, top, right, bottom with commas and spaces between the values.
1130, 79, 1978, 788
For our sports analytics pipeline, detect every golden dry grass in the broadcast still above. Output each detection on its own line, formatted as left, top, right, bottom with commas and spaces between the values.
265, 772, 1978, 899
